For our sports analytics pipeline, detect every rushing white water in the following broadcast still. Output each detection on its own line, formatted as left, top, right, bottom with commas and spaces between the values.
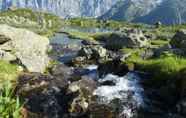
93, 72, 145, 118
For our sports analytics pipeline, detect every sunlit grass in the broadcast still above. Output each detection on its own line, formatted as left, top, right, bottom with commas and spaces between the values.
126, 53, 186, 86
0, 81, 22, 118
0, 60, 19, 83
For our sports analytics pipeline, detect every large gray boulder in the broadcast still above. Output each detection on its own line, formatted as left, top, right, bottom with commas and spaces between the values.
0, 24, 50, 73
105, 29, 149, 50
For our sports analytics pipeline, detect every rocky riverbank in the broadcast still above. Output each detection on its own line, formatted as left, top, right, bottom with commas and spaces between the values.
2, 13, 186, 118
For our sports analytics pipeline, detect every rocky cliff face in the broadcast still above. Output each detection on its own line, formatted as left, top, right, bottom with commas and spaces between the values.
135, 0, 186, 25
100, 0, 186, 25
100, 0, 163, 22
0, 0, 119, 18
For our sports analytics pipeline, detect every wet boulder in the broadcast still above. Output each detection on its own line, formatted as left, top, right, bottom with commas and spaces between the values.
68, 77, 97, 116
16, 72, 71, 118
70, 45, 107, 67
78, 45, 107, 60
88, 103, 114, 118
98, 59, 134, 77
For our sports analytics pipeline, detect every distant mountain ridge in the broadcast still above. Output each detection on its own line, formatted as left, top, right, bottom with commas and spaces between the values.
100, 0, 186, 25
0, 0, 119, 18
100, 0, 163, 22
1, 0, 186, 25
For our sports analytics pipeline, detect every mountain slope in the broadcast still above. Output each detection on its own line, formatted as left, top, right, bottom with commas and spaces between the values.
0, 0, 119, 18
100, 0, 186, 25
135, 0, 186, 25
100, 0, 162, 21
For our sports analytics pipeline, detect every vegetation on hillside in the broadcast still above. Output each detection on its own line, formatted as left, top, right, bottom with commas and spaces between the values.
63, 18, 186, 44
0, 8, 62, 37
65, 18, 149, 30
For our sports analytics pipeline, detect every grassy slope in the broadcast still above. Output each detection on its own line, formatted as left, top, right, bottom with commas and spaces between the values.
0, 8, 62, 37
64, 18, 186, 42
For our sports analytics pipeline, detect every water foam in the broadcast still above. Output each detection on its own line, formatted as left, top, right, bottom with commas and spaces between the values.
93, 72, 145, 117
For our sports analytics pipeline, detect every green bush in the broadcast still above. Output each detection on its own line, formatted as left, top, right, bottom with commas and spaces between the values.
0, 81, 22, 118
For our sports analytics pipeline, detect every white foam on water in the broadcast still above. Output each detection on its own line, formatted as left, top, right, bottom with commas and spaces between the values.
86, 65, 98, 70
93, 72, 145, 117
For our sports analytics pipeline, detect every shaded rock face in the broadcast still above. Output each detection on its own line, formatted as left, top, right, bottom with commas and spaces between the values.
0, 34, 11, 44
16, 64, 98, 118
16, 72, 71, 118
0, 24, 50, 73
98, 59, 134, 77
105, 29, 149, 50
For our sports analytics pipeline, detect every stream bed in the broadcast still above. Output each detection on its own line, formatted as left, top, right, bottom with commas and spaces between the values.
48, 26, 148, 118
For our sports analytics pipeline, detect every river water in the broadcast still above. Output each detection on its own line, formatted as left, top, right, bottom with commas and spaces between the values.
50, 26, 147, 118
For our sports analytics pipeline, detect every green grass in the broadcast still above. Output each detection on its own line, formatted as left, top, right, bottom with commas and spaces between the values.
0, 81, 22, 118
65, 30, 112, 41
0, 8, 62, 37
126, 54, 186, 86
0, 60, 19, 83
150, 39, 169, 46
66, 31, 94, 40
65, 18, 149, 30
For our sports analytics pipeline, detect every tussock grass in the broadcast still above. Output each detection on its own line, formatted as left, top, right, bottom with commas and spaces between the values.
0, 81, 22, 118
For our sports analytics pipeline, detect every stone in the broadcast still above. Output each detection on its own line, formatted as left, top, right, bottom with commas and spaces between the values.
0, 49, 17, 61
68, 77, 97, 95
88, 103, 114, 118
98, 59, 134, 77
105, 29, 149, 50
155, 21, 162, 28
68, 77, 97, 115
16, 72, 71, 118
78, 45, 107, 60
0, 34, 11, 44
171, 29, 186, 53
0, 24, 50, 73
140, 49, 154, 59
81, 40, 100, 45
50, 64, 73, 79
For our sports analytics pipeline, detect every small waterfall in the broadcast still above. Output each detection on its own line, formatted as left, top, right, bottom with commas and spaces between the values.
94, 73, 145, 118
